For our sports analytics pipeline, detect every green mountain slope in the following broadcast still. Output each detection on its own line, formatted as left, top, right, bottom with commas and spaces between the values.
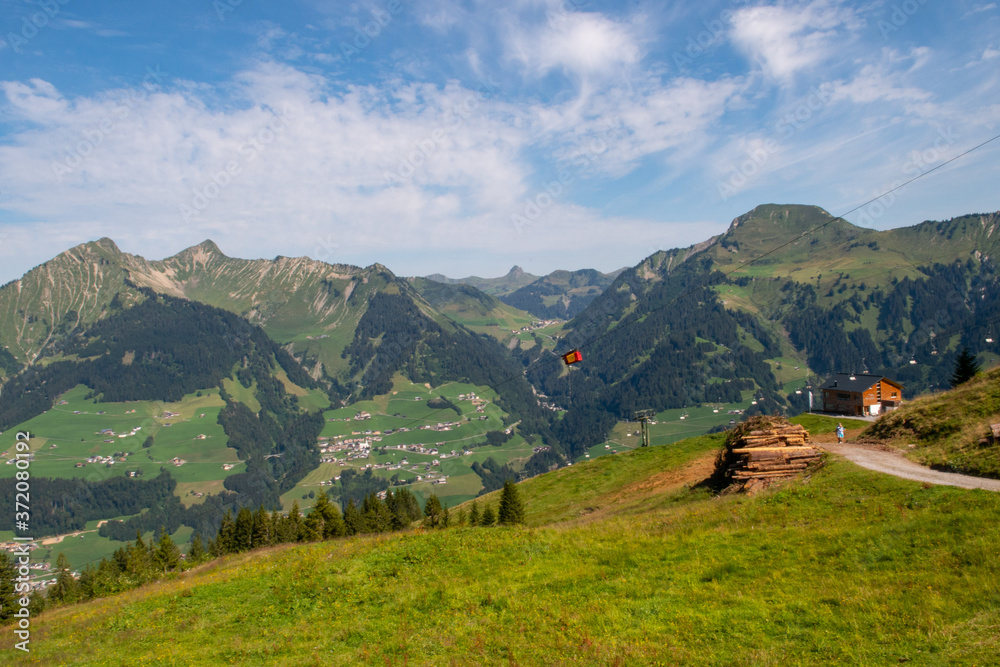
425, 265, 539, 296
0, 290, 326, 540
9, 414, 1000, 665
862, 365, 1000, 477
500, 268, 624, 320
531, 204, 1000, 457
407, 277, 535, 341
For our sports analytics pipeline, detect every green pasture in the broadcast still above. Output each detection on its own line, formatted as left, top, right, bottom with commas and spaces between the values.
20, 427, 1000, 665
0, 385, 243, 497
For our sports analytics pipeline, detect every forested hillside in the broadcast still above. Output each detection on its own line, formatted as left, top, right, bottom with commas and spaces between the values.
0, 290, 324, 540
500, 268, 623, 320
524, 205, 1000, 459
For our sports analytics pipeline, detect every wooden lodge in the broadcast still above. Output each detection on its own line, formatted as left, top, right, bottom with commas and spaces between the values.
819, 374, 903, 417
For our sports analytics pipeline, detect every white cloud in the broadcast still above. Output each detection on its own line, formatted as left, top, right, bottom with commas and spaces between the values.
730, 0, 861, 81
504, 9, 641, 80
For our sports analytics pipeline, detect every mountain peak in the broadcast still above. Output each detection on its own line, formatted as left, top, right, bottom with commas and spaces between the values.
195, 239, 223, 255
506, 266, 524, 278
166, 239, 227, 264
67, 237, 122, 256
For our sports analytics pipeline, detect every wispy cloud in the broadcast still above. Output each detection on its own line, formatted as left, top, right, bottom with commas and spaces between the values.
729, 0, 862, 81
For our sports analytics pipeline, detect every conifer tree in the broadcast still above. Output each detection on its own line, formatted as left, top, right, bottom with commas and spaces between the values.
423, 493, 444, 528
951, 347, 982, 387
343, 498, 365, 535
302, 511, 322, 542
286, 500, 304, 542
252, 506, 272, 548
216, 510, 235, 554
316, 492, 347, 538
497, 479, 525, 525
154, 528, 181, 573
49, 553, 80, 604
126, 531, 154, 582
480, 503, 496, 526
77, 564, 96, 601
469, 500, 480, 527
188, 533, 206, 563
233, 507, 255, 552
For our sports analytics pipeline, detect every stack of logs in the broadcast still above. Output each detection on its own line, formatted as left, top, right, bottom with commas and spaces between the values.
720, 417, 822, 489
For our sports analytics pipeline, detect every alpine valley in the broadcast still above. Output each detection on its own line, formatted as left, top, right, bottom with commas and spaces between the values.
1, 203, 998, 576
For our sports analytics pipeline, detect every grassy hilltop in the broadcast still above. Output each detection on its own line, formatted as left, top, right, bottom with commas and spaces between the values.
6, 413, 1000, 666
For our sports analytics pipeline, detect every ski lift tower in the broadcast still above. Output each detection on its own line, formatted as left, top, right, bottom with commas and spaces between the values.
633, 409, 655, 448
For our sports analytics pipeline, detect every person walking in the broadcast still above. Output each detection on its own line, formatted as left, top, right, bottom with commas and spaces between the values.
836, 423, 845, 444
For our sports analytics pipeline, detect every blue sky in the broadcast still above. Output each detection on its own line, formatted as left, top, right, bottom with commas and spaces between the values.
0, 0, 997, 282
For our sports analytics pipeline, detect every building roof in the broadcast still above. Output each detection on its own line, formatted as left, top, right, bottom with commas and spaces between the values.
819, 373, 903, 393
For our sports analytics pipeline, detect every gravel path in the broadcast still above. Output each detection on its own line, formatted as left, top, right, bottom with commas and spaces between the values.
818, 442, 1000, 492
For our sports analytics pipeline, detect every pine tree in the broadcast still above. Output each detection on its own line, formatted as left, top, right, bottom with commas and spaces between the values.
302, 511, 322, 542
154, 528, 181, 573
286, 501, 304, 542
951, 347, 982, 387
49, 553, 80, 604
480, 503, 496, 527
252, 506, 272, 548
497, 479, 525, 525
343, 498, 365, 535
233, 507, 255, 552
318, 493, 347, 538
362, 494, 392, 533
189, 533, 206, 563
216, 510, 235, 554
423, 493, 444, 528
126, 531, 154, 582
468, 500, 480, 527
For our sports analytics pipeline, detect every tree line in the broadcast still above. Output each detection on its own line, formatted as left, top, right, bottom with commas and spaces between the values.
0, 481, 526, 621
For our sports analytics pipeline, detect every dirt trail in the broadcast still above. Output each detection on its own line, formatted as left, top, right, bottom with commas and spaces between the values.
817, 441, 1000, 492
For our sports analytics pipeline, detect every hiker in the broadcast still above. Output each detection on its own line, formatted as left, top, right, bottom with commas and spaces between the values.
836, 423, 845, 444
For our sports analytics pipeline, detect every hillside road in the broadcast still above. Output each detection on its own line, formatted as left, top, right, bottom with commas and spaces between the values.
818, 442, 1000, 492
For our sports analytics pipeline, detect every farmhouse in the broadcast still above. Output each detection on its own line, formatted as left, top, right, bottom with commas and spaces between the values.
820, 374, 903, 416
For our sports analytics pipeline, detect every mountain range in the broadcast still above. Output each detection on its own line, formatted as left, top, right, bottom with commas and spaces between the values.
1, 203, 997, 546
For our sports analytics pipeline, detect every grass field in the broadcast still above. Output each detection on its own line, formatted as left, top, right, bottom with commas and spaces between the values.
11, 414, 1000, 665
0, 520, 196, 579
281, 375, 537, 511
0, 385, 241, 489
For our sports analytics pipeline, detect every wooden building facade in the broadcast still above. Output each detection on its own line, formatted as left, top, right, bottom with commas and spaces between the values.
820, 374, 903, 417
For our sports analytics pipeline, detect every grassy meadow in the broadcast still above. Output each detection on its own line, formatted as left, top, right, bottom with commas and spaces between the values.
7, 415, 1000, 665
283, 375, 539, 511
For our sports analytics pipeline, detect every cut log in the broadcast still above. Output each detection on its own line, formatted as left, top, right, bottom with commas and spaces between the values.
731, 446, 817, 453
